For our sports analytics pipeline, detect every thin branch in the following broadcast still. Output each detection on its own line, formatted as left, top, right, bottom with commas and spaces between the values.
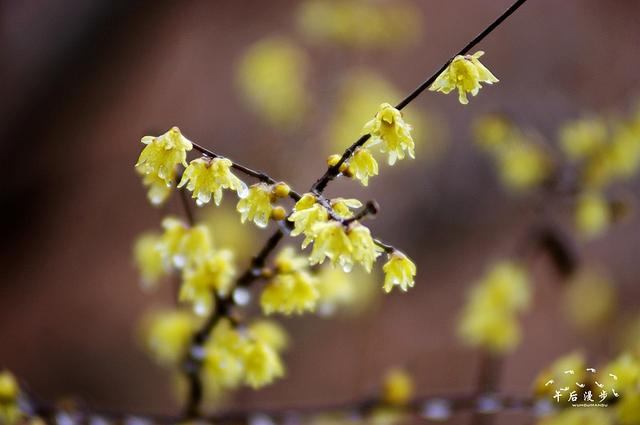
191, 142, 302, 201
310, 0, 530, 194
29, 392, 544, 425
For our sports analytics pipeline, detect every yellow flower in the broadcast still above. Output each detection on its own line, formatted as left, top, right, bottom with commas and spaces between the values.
261, 271, 319, 315
139, 172, 172, 206
382, 368, 414, 406
348, 148, 379, 186
496, 139, 551, 191
309, 221, 353, 271
331, 198, 362, 219
362, 103, 415, 165
289, 194, 329, 248
473, 114, 513, 152
133, 232, 165, 290
532, 352, 586, 398
243, 341, 285, 389
237, 183, 273, 228
274, 246, 309, 273
136, 127, 193, 183
237, 37, 308, 127
141, 310, 196, 367
349, 224, 381, 272
458, 261, 530, 354
180, 249, 236, 316
575, 191, 611, 239
537, 409, 613, 425
565, 268, 616, 329
458, 308, 520, 354
601, 353, 640, 392
0, 371, 21, 425
559, 117, 608, 161
382, 251, 416, 292
247, 320, 289, 352
203, 321, 246, 391
160, 218, 213, 269
616, 393, 640, 425
430, 51, 498, 104
179, 157, 248, 206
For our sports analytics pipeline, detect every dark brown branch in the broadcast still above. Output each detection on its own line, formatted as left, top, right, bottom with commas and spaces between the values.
191, 142, 302, 201
310, 0, 530, 194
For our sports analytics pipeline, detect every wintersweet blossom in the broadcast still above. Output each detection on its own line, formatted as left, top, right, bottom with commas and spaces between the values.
181, 249, 236, 316
575, 191, 611, 239
133, 233, 165, 289
288, 193, 329, 248
237, 183, 273, 228
382, 368, 414, 406
348, 147, 379, 186
142, 310, 196, 367
179, 157, 248, 206
348, 224, 381, 272
382, 251, 416, 292
243, 341, 285, 388
247, 320, 289, 352
136, 127, 193, 184
362, 103, 415, 165
309, 221, 353, 271
429, 51, 498, 104
261, 271, 319, 315
159, 218, 212, 269
139, 172, 172, 205
331, 198, 362, 219
0, 370, 21, 425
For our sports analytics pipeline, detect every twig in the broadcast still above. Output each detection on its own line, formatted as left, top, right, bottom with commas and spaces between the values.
310, 0, 530, 194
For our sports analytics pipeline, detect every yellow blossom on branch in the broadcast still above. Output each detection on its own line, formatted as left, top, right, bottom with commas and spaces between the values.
382, 368, 414, 407
237, 183, 273, 228
349, 224, 382, 272
139, 172, 172, 206
261, 271, 319, 315
331, 198, 362, 219
362, 103, 415, 165
179, 157, 248, 207
243, 341, 285, 389
348, 147, 379, 186
180, 249, 236, 316
247, 320, 289, 352
289, 194, 329, 248
0, 371, 22, 425
309, 221, 353, 271
429, 51, 498, 104
136, 127, 193, 184
382, 251, 416, 293
141, 310, 197, 367
574, 191, 611, 239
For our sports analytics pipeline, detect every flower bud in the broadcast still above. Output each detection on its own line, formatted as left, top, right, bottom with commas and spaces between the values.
271, 206, 287, 221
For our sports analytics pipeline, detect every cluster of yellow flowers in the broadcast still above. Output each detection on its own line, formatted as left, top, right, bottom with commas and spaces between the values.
295, 0, 422, 49
430, 52, 499, 105
141, 311, 287, 393
458, 261, 531, 354
559, 113, 640, 239
135, 217, 234, 316
473, 114, 552, 191
0, 371, 22, 425
326, 102, 415, 188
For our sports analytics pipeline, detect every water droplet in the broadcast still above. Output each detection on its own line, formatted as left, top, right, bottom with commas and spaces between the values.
233, 288, 251, 306
420, 398, 451, 421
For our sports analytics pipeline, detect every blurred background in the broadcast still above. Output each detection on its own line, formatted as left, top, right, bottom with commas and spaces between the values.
1, 1, 639, 424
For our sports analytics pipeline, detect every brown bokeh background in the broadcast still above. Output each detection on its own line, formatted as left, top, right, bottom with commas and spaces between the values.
1, 1, 639, 424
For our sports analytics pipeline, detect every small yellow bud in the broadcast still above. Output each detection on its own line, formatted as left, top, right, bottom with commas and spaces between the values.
382, 368, 414, 406
271, 206, 287, 221
272, 182, 291, 198
327, 154, 341, 167
340, 163, 353, 177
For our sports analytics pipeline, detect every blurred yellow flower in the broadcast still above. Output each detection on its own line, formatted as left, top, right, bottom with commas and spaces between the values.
536, 409, 613, 425
247, 320, 289, 352
496, 138, 551, 191
430, 52, 498, 104
141, 310, 197, 367
473, 114, 513, 152
136, 127, 193, 184
179, 157, 248, 207
363, 103, 415, 166
0, 370, 21, 425
161, 219, 213, 269
458, 261, 530, 354
237, 183, 273, 228
564, 268, 616, 329
133, 232, 165, 290
574, 191, 611, 239
289, 194, 329, 248
139, 172, 172, 206
382, 251, 416, 293
261, 271, 319, 315
348, 148, 379, 186
559, 117, 608, 161
382, 368, 414, 406
349, 224, 382, 272
180, 249, 236, 316
237, 37, 307, 127
243, 341, 285, 389
533, 352, 586, 398
309, 221, 353, 271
